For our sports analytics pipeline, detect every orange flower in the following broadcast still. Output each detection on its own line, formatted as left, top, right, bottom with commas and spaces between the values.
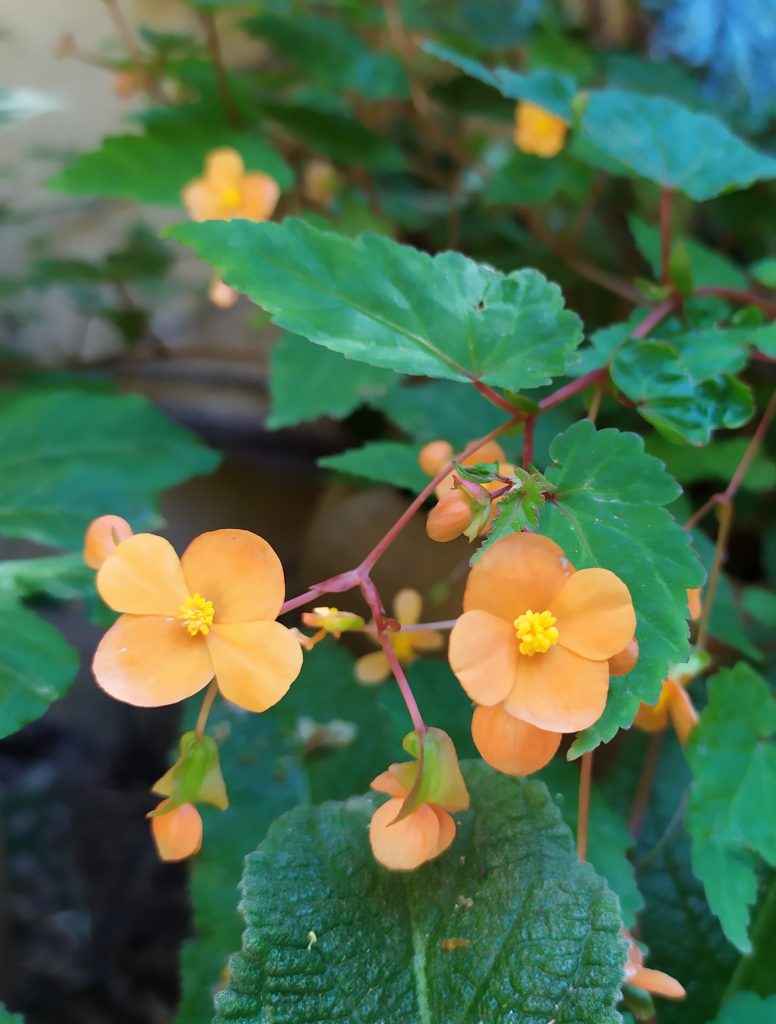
623, 931, 685, 1000
449, 532, 636, 733
182, 148, 280, 223
354, 589, 443, 684
150, 799, 203, 861
513, 101, 569, 158
369, 730, 469, 871
84, 514, 133, 569
92, 529, 303, 711
471, 703, 561, 776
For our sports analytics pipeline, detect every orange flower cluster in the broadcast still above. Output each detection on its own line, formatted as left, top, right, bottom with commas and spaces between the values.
449, 532, 637, 775
513, 101, 569, 158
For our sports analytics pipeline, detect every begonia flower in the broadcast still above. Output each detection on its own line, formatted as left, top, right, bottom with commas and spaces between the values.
182, 147, 280, 223
449, 532, 636, 733
623, 931, 686, 1000
84, 514, 133, 569
92, 529, 302, 712
355, 589, 443, 684
150, 799, 203, 862
513, 101, 569, 158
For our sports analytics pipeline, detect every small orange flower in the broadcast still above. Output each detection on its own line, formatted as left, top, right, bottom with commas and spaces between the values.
355, 589, 443, 684
84, 514, 133, 569
208, 276, 239, 308
623, 931, 685, 1000
513, 101, 569, 158
369, 731, 469, 871
150, 799, 203, 861
182, 148, 280, 223
92, 529, 302, 711
449, 532, 636, 733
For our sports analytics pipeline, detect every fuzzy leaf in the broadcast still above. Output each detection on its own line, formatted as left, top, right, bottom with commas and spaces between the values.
371, 380, 507, 449
318, 441, 427, 492
575, 89, 776, 200
686, 663, 776, 952
166, 218, 583, 389
214, 762, 626, 1024
539, 421, 704, 754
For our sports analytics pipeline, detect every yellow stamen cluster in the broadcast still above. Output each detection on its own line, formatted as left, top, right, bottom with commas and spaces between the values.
222, 185, 243, 210
514, 609, 559, 656
179, 593, 215, 637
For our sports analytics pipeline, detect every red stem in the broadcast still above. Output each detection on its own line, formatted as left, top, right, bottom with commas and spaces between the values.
660, 188, 674, 286
538, 367, 607, 413
630, 295, 680, 339
523, 415, 536, 467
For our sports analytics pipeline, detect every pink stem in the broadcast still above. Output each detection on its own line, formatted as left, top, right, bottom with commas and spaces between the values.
538, 367, 607, 413
399, 619, 457, 632
630, 295, 679, 339
523, 415, 536, 467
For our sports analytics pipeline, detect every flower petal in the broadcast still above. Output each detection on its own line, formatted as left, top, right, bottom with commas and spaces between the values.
666, 679, 698, 745
502, 645, 609, 732
93, 614, 214, 706
239, 173, 280, 221
430, 807, 457, 859
205, 147, 245, 188
181, 529, 285, 624
687, 587, 702, 621
552, 568, 636, 661
394, 588, 422, 625
472, 704, 561, 776
182, 179, 224, 221
370, 770, 408, 798
448, 610, 516, 706
463, 531, 574, 621
151, 801, 203, 861
633, 689, 670, 733
207, 620, 302, 713
627, 966, 686, 1000
369, 798, 441, 871
354, 650, 390, 684
97, 534, 188, 616
410, 629, 445, 652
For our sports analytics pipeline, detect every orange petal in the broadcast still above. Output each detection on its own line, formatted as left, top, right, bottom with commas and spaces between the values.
83, 514, 133, 570
208, 276, 239, 308
633, 688, 670, 732
205, 147, 245, 189
551, 568, 636, 661
463, 531, 573, 621
627, 966, 686, 1000
609, 637, 639, 677
394, 588, 422, 625
472, 704, 561, 775
502, 645, 609, 732
207, 620, 302, 713
370, 770, 409, 798
93, 614, 214, 706
151, 801, 203, 861
687, 587, 702, 621
354, 650, 390, 684
666, 679, 698, 745
239, 173, 280, 221
97, 534, 188, 616
430, 807, 457, 859
448, 610, 517, 706
427, 490, 473, 542
419, 440, 453, 476
410, 629, 445, 652
182, 179, 224, 221
181, 530, 285, 624
369, 798, 442, 871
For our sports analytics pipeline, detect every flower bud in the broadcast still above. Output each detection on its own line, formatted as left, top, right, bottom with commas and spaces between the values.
152, 731, 228, 812
209, 276, 239, 308
301, 606, 365, 636
419, 440, 453, 476
150, 800, 202, 862
426, 489, 474, 542
83, 514, 133, 569
608, 637, 639, 677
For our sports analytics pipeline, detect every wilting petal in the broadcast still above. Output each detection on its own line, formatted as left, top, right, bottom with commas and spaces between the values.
472, 704, 561, 775
394, 588, 422, 626
181, 529, 286, 623
463, 532, 573, 621
97, 534, 188, 616
503, 645, 609, 732
354, 650, 390, 684
205, 147, 245, 189
627, 966, 686, 1000
182, 179, 224, 221
449, 610, 517, 706
151, 801, 203, 861
207, 620, 302, 713
430, 807, 457, 859
93, 614, 214, 706
239, 173, 280, 221
84, 514, 133, 570
369, 798, 442, 871
551, 568, 636, 661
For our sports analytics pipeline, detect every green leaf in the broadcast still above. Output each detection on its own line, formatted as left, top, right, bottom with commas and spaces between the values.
539, 760, 643, 928
0, 1004, 24, 1024
742, 586, 776, 628
0, 389, 220, 549
371, 380, 506, 449
483, 151, 591, 207
475, 468, 552, 558
722, 879, 776, 1000
268, 332, 398, 429
0, 595, 79, 740
710, 993, 776, 1024
539, 421, 704, 754
693, 530, 762, 662
629, 217, 749, 290
686, 663, 776, 952
318, 441, 427, 492
423, 42, 577, 118
166, 218, 583, 388
611, 337, 753, 445
575, 90, 776, 201
48, 123, 293, 206
0, 553, 90, 602
214, 762, 627, 1024
644, 434, 776, 493
750, 258, 776, 289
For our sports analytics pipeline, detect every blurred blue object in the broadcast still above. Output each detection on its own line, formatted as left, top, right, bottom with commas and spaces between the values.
646, 0, 776, 120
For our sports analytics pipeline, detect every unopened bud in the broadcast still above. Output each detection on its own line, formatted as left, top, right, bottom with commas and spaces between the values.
609, 637, 639, 677
419, 440, 453, 476
427, 489, 474, 543
83, 514, 133, 569
301, 606, 365, 636
208, 276, 239, 309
